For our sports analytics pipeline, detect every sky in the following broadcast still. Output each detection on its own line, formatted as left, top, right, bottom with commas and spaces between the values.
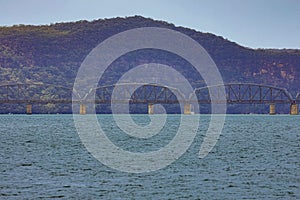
0, 0, 299, 49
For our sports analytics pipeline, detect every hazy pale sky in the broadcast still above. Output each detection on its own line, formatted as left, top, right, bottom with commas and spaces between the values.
0, 0, 299, 49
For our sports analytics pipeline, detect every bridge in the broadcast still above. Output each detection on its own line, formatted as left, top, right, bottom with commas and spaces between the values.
0, 82, 299, 115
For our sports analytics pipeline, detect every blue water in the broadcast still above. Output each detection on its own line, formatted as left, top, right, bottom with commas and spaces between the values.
0, 114, 299, 199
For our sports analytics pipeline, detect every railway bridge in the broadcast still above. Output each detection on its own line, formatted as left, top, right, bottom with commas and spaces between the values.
0, 82, 298, 115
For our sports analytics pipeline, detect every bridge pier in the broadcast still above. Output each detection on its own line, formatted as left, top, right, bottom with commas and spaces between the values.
79, 104, 86, 115
148, 103, 154, 115
269, 103, 276, 115
290, 103, 298, 115
26, 104, 32, 115
184, 103, 192, 115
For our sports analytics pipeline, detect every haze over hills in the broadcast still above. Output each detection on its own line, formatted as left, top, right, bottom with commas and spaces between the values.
0, 16, 299, 113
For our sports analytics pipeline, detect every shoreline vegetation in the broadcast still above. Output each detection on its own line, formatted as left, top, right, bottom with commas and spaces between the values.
0, 16, 299, 114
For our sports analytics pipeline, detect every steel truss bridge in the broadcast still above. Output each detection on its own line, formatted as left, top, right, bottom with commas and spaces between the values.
0, 82, 299, 114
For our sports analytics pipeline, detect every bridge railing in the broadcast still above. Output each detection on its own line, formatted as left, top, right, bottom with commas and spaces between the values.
191, 83, 293, 104
0, 83, 76, 104
0, 82, 297, 105
84, 83, 186, 104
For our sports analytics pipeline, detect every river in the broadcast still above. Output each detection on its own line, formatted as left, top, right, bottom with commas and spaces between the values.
0, 114, 299, 199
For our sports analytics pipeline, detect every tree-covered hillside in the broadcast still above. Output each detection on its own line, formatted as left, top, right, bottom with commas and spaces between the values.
0, 16, 299, 113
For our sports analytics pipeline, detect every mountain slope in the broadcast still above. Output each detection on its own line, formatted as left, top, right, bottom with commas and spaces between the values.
0, 16, 299, 113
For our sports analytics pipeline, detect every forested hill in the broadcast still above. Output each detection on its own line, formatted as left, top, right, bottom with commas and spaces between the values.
0, 15, 300, 95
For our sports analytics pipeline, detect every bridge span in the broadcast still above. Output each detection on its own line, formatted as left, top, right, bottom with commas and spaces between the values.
0, 82, 299, 115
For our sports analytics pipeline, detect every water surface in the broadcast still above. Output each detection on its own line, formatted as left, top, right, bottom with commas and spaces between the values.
0, 114, 299, 199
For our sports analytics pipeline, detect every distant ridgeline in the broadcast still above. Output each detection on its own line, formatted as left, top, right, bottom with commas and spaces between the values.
0, 16, 299, 114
